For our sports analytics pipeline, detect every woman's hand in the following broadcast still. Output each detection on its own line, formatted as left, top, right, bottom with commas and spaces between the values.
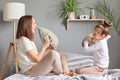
27, 38, 51, 63
43, 37, 51, 49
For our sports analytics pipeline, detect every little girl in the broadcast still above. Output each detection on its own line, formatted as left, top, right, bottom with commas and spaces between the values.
76, 20, 112, 74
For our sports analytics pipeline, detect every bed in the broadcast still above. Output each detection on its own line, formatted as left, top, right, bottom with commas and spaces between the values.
4, 53, 120, 80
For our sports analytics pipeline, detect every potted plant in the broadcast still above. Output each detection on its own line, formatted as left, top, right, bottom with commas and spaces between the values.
60, 0, 84, 19
94, 0, 120, 36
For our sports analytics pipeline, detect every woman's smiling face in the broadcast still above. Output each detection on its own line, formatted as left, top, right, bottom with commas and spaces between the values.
31, 17, 37, 34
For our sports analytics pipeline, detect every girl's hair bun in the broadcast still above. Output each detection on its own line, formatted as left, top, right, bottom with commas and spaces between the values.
102, 20, 112, 28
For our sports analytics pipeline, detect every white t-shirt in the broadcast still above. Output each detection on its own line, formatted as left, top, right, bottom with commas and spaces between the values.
16, 36, 38, 73
84, 35, 111, 68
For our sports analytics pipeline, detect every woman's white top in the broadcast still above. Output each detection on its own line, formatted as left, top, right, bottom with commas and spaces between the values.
16, 37, 37, 73
84, 35, 111, 68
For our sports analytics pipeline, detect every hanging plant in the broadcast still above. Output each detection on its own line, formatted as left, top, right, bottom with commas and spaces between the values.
94, 0, 120, 36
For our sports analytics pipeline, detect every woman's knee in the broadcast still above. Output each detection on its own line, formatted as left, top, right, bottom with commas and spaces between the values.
51, 50, 60, 57
50, 50, 63, 74
49, 50, 60, 59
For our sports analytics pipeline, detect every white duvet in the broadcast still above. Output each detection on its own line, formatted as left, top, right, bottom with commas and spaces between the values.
4, 53, 120, 80
4, 69, 120, 80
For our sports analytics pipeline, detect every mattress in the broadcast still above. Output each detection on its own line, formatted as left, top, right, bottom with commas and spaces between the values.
4, 53, 120, 80
4, 69, 120, 80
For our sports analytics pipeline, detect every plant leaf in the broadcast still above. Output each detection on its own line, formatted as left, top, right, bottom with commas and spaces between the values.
94, 0, 120, 36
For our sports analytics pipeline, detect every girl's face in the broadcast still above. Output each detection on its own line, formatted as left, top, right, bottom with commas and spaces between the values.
93, 28, 105, 40
31, 18, 37, 34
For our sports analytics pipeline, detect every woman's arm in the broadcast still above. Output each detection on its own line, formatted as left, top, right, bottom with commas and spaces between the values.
26, 38, 51, 63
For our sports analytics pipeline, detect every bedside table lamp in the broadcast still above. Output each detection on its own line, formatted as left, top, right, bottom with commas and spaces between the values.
0, 2, 25, 79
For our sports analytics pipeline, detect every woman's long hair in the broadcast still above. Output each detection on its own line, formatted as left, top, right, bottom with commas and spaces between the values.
16, 15, 34, 41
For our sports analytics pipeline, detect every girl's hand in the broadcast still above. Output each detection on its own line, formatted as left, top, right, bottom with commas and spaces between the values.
84, 35, 93, 41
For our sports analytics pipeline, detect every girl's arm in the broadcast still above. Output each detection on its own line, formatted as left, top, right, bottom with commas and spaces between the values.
84, 41, 102, 53
104, 35, 111, 40
26, 38, 51, 63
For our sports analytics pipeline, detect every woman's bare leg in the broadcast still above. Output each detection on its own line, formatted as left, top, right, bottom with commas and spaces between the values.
60, 52, 69, 74
25, 50, 63, 76
60, 52, 74, 76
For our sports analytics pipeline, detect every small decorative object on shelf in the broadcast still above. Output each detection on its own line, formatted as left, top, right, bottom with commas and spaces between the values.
79, 15, 90, 20
90, 8, 96, 19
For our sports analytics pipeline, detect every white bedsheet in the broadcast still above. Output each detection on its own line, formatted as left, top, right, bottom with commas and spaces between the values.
4, 69, 120, 80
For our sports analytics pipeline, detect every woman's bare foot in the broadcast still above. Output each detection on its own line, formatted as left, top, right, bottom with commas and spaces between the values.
69, 70, 75, 76
63, 69, 75, 76
63, 70, 69, 75
75, 68, 81, 74
69, 72, 74, 76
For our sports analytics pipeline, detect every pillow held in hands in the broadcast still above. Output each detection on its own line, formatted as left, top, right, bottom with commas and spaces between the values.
82, 34, 95, 47
38, 27, 59, 49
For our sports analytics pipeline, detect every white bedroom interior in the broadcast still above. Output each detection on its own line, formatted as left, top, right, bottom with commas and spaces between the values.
0, 0, 120, 79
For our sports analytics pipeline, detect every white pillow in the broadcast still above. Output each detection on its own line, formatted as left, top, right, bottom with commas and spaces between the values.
38, 27, 59, 49
82, 34, 95, 47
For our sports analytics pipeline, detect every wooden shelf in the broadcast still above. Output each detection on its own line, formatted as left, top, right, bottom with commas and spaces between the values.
66, 19, 104, 30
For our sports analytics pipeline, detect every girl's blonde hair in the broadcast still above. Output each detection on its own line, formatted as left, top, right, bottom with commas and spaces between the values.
94, 21, 112, 36
16, 15, 34, 41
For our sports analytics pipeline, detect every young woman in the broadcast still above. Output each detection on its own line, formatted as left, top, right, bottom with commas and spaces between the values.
76, 21, 112, 74
16, 15, 63, 76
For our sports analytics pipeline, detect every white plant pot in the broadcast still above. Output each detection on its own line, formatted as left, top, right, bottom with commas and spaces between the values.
68, 12, 75, 19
